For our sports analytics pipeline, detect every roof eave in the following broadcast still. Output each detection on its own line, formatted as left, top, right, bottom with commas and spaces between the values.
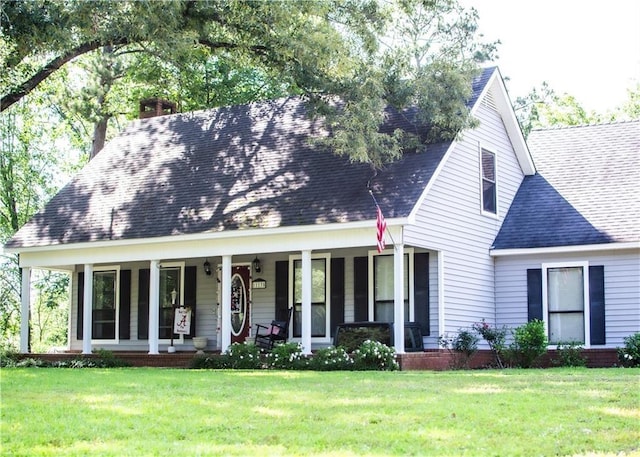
3, 217, 410, 256
490, 241, 640, 257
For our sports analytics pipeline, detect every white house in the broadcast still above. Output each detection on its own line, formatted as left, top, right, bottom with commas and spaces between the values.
5, 67, 638, 362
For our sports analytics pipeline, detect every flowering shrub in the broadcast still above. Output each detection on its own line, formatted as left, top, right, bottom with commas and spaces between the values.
266, 342, 308, 370
617, 332, 640, 367
224, 342, 262, 369
439, 329, 479, 369
553, 341, 586, 367
352, 340, 398, 371
472, 319, 508, 368
308, 346, 354, 371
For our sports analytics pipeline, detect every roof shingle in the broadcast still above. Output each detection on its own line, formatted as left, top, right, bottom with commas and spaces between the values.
493, 121, 640, 249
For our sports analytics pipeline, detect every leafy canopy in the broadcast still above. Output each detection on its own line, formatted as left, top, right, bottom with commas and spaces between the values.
1, 0, 496, 168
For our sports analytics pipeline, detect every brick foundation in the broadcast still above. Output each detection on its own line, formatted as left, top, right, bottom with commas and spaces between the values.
17, 348, 620, 370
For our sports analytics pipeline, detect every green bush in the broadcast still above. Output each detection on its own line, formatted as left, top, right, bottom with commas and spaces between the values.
617, 332, 640, 367
223, 342, 262, 369
352, 340, 398, 371
266, 342, 308, 370
439, 329, 479, 369
509, 320, 548, 368
190, 355, 227, 369
15, 357, 52, 368
308, 346, 353, 371
0, 346, 20, 367
553, 341, 586, 367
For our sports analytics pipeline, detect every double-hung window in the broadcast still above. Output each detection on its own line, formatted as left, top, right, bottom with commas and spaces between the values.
481, 148, 497, 215
291, 255, 330, 339
92, 267, 119, 341
543, 263, 589, 344
369, 250, 413, 322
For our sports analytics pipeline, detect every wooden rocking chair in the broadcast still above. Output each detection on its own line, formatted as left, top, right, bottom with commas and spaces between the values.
254, 307, 293, 351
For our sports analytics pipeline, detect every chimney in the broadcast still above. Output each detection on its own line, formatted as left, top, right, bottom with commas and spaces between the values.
139, 98, 177, 119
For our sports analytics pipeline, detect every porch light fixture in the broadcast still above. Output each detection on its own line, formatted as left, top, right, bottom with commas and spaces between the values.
252, 256, 262, 273
203, 259, 212, 276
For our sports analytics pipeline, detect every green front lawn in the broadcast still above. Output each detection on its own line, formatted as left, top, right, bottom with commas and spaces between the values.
1, 368, 638, 456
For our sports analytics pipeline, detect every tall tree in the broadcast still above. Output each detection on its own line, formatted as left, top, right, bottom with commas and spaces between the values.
0, 89, 82, 349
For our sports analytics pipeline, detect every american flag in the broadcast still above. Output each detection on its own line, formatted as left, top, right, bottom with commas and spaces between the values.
376, 205, 386, 253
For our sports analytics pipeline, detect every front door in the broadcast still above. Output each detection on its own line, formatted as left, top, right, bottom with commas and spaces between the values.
230, 265, 251, 344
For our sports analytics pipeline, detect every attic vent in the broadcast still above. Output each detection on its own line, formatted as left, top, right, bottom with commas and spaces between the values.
139, 98, 177, 119
481, 91, 498, 112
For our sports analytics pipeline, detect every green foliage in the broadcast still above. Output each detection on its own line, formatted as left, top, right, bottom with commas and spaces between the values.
553, 342, 587, 368
189, 355, 226, 369
0, 99, 81, 348
472, 319, 508, 368
617, 332, 640, 368
308, 346, 354, 371
352, 340, 398, 371
439, 329, 479, 369
223, 342, 262, 369
334, 325, 392, 352
1, 0, 495, 168
508, 320, 548, 368
0, 345, 21, 367
266, 342, 308, 370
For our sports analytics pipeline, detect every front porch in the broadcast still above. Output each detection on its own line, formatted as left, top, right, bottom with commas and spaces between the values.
18, 238, 438, 358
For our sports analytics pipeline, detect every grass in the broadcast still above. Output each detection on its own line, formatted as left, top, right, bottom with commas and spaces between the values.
1, 368, 639, 456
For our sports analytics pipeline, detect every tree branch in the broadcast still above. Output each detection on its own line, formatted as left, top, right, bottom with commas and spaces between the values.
2, 37, 276, 112
1, 38, 129, 112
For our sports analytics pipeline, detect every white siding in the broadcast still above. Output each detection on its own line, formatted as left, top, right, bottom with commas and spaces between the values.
405, 102, 526, 336
495, 248, 640, 347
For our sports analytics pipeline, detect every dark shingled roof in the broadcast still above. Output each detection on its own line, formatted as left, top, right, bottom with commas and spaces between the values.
493, 121, 640, 250
7, 67, 497, 249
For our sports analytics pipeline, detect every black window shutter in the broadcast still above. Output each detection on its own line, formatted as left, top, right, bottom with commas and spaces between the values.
330, 258, 345, 337
354, 256, 368, 321
138, 269, 150, 340
275, 261, 289, 322
589, 265, 606, 345
527, 269, 543, 321
119, 270, 131, 340
77, 272, 84, 340
413, 252, 430, 336
184, 266, 197, 338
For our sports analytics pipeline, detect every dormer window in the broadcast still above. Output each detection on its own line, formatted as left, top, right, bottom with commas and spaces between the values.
481, 148, 497, 214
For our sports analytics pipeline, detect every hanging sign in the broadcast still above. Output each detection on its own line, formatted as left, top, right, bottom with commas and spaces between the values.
174, 307, 192, 335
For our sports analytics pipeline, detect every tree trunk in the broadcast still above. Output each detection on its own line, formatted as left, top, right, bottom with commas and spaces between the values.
90, 116, 109, 159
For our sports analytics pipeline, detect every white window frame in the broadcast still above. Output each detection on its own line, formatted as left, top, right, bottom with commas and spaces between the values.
91, 265, 120, 344
479, 146, 499, 218
542, 261, 591, 348
368, 248, 415, 322
159, 261, 185, 345
289, 253, 332, 344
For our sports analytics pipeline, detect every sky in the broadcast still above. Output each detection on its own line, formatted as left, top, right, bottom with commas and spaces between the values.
463, 0, 640, 113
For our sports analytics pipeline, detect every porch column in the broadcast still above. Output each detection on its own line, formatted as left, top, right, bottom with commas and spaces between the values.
301, 250, 312, 355
220, 255, 232, 352
438, 252, 445, 338
19, 267, 31, 354
393, 245, 405, 353
148, 260, 160, 355
82, 264, 93, 354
